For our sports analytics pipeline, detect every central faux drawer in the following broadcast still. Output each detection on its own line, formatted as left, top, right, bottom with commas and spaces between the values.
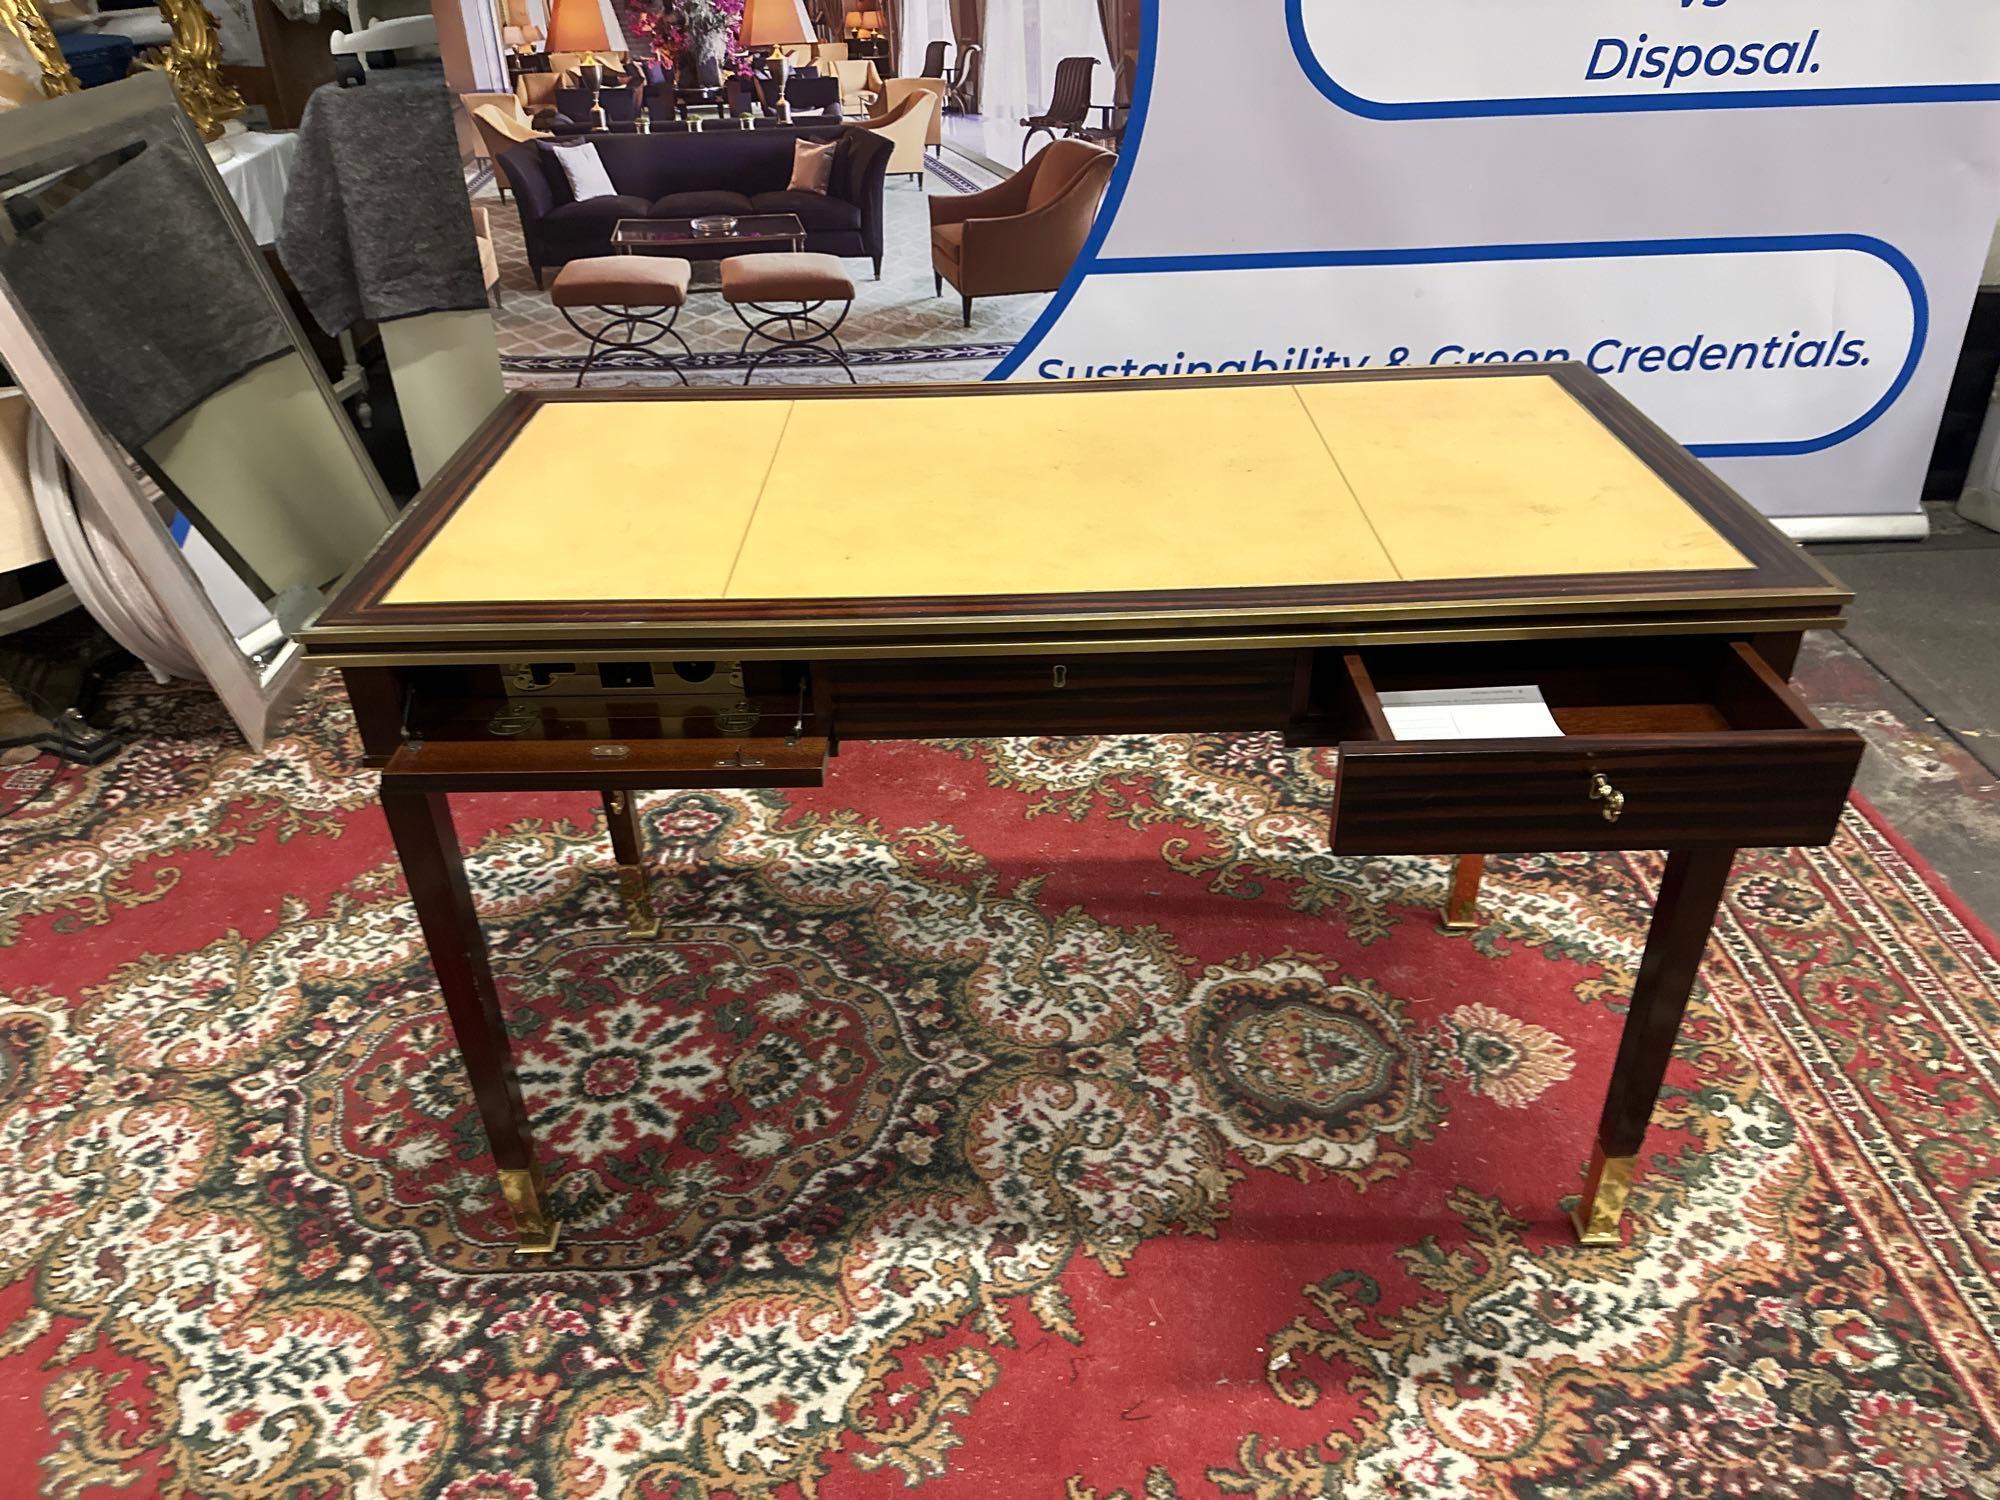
822, 650, 1296, 738
1304, 637, 1864, 855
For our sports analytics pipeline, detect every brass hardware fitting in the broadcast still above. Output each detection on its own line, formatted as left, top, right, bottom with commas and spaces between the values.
1589, 773, 1626, 823
1571, 1147, 1635, 1246
616, 865, 662, 941
497, 1166, 561, 1255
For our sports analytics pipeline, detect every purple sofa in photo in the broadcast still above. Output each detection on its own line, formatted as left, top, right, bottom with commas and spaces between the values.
498, 126, 892, 285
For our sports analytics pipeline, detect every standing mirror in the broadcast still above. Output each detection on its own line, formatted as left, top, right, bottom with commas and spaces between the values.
0, 71, 397, 744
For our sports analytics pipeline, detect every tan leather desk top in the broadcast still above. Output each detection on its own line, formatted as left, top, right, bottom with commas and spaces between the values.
380, 375, 1748, 607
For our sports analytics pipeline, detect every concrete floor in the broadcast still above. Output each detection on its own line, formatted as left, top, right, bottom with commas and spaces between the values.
1799, 502, 2000, 929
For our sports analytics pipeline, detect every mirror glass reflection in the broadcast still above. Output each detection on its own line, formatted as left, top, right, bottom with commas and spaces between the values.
0, 99, 393, 661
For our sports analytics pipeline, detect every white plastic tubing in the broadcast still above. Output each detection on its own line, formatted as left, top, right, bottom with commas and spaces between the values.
26, 407, 201, 683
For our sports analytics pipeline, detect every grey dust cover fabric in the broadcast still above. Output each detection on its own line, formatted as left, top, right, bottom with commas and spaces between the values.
0, 128, 292, 450
278, 76, 488, 336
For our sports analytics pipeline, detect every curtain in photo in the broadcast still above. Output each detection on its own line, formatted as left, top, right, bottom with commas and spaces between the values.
899, 0, 950, 76
1093, 0, 1130, 104
980, 0, 1107, 121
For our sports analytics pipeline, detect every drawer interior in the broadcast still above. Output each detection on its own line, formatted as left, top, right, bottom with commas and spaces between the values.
1301, 638, 1822, 746
396, 660, 817, 745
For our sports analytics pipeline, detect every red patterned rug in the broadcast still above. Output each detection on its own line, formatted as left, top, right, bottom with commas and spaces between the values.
4, 678, 1999, 1499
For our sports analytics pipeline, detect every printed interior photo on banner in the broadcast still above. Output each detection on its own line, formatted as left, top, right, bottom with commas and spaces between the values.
489, 0, 1141, 390
983, 0, 2000, 537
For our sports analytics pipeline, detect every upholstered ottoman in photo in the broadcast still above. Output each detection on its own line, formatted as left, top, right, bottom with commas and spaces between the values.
549, 255, 694, 386
720, 252, 857, 384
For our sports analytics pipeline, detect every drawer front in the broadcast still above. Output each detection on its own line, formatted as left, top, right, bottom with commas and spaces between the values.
824, 651, 1295, 739
382, 735, 828, 793
1330, 731, 1862, 855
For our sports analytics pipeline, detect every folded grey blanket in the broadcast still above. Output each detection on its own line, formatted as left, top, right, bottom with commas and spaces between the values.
0, 124, 293, 450
278, 76, 488, 336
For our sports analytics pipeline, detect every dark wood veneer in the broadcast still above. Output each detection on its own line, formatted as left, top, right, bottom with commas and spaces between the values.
323, 366, 1867, 1254
823, 651, 1295, 738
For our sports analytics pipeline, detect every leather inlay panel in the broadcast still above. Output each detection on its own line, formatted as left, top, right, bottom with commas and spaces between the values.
1294, 376, 1749, 579
382, 401, 793, 605
725, 386, 1399, 599
376, 374, 1751, 609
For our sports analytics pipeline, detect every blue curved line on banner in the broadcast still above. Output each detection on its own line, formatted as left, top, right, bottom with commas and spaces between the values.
1082, 234, 1928, 460
986, 0, 1158, 381
1284, 0, 2000, 119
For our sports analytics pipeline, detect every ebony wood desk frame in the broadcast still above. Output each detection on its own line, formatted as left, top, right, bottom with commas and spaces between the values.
304, 365, 1861, 1256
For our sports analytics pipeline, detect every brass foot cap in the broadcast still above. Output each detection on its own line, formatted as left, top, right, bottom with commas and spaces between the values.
511, 1220, 562, 1257
1569, 1205, 1623, 1247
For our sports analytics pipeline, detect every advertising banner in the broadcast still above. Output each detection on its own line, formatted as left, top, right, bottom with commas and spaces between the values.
999, 1, 2000, 534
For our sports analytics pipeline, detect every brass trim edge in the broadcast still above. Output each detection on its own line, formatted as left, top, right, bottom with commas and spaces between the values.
303, 584, 1848, 649
304, 613, 1844, 670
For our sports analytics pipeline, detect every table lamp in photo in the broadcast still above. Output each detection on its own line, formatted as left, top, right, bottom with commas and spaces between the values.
740, 0, 816, 119
544, 0, 613, 126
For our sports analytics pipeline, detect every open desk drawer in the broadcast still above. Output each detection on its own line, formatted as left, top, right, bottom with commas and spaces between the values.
1312, 639, 1863, 856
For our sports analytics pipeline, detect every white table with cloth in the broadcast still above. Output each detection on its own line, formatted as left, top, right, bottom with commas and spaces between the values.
208, 129, 297, 246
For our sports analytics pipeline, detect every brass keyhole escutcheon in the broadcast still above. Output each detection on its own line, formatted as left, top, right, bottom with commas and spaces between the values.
1589, 773, 1626, 823
1051, 664, 1068, 689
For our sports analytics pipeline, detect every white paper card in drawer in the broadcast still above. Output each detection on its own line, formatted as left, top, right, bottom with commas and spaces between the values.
1378, 685, 1564, 742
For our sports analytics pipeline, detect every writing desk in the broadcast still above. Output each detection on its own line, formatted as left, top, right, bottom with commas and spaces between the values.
304, 365, 1862, 1255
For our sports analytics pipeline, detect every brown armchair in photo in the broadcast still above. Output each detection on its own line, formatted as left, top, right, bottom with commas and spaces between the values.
928, 139, 1114, 326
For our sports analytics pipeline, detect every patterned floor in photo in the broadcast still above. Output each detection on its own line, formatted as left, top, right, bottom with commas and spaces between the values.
483, 150, 1042, 389
4, 677, 1999, 1498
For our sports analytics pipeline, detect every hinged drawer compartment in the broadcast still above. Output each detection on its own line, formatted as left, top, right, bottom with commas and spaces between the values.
382, 735, 828, 793
1319, 639, 1862, 855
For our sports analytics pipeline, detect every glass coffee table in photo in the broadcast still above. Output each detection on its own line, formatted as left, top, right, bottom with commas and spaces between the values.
611, 214, 807, 260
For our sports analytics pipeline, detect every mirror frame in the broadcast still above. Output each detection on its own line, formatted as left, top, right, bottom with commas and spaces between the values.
0, 71, 398, 745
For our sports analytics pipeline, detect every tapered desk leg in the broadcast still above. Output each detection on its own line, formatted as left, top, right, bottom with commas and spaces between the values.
1442, 854, 1485, 930
601, 790, 661, 940
382, 789, 560, 1255
1573, 846, 1736, 1245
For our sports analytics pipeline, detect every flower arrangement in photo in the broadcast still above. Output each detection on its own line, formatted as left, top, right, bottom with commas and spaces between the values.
616, 0, 745, 72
